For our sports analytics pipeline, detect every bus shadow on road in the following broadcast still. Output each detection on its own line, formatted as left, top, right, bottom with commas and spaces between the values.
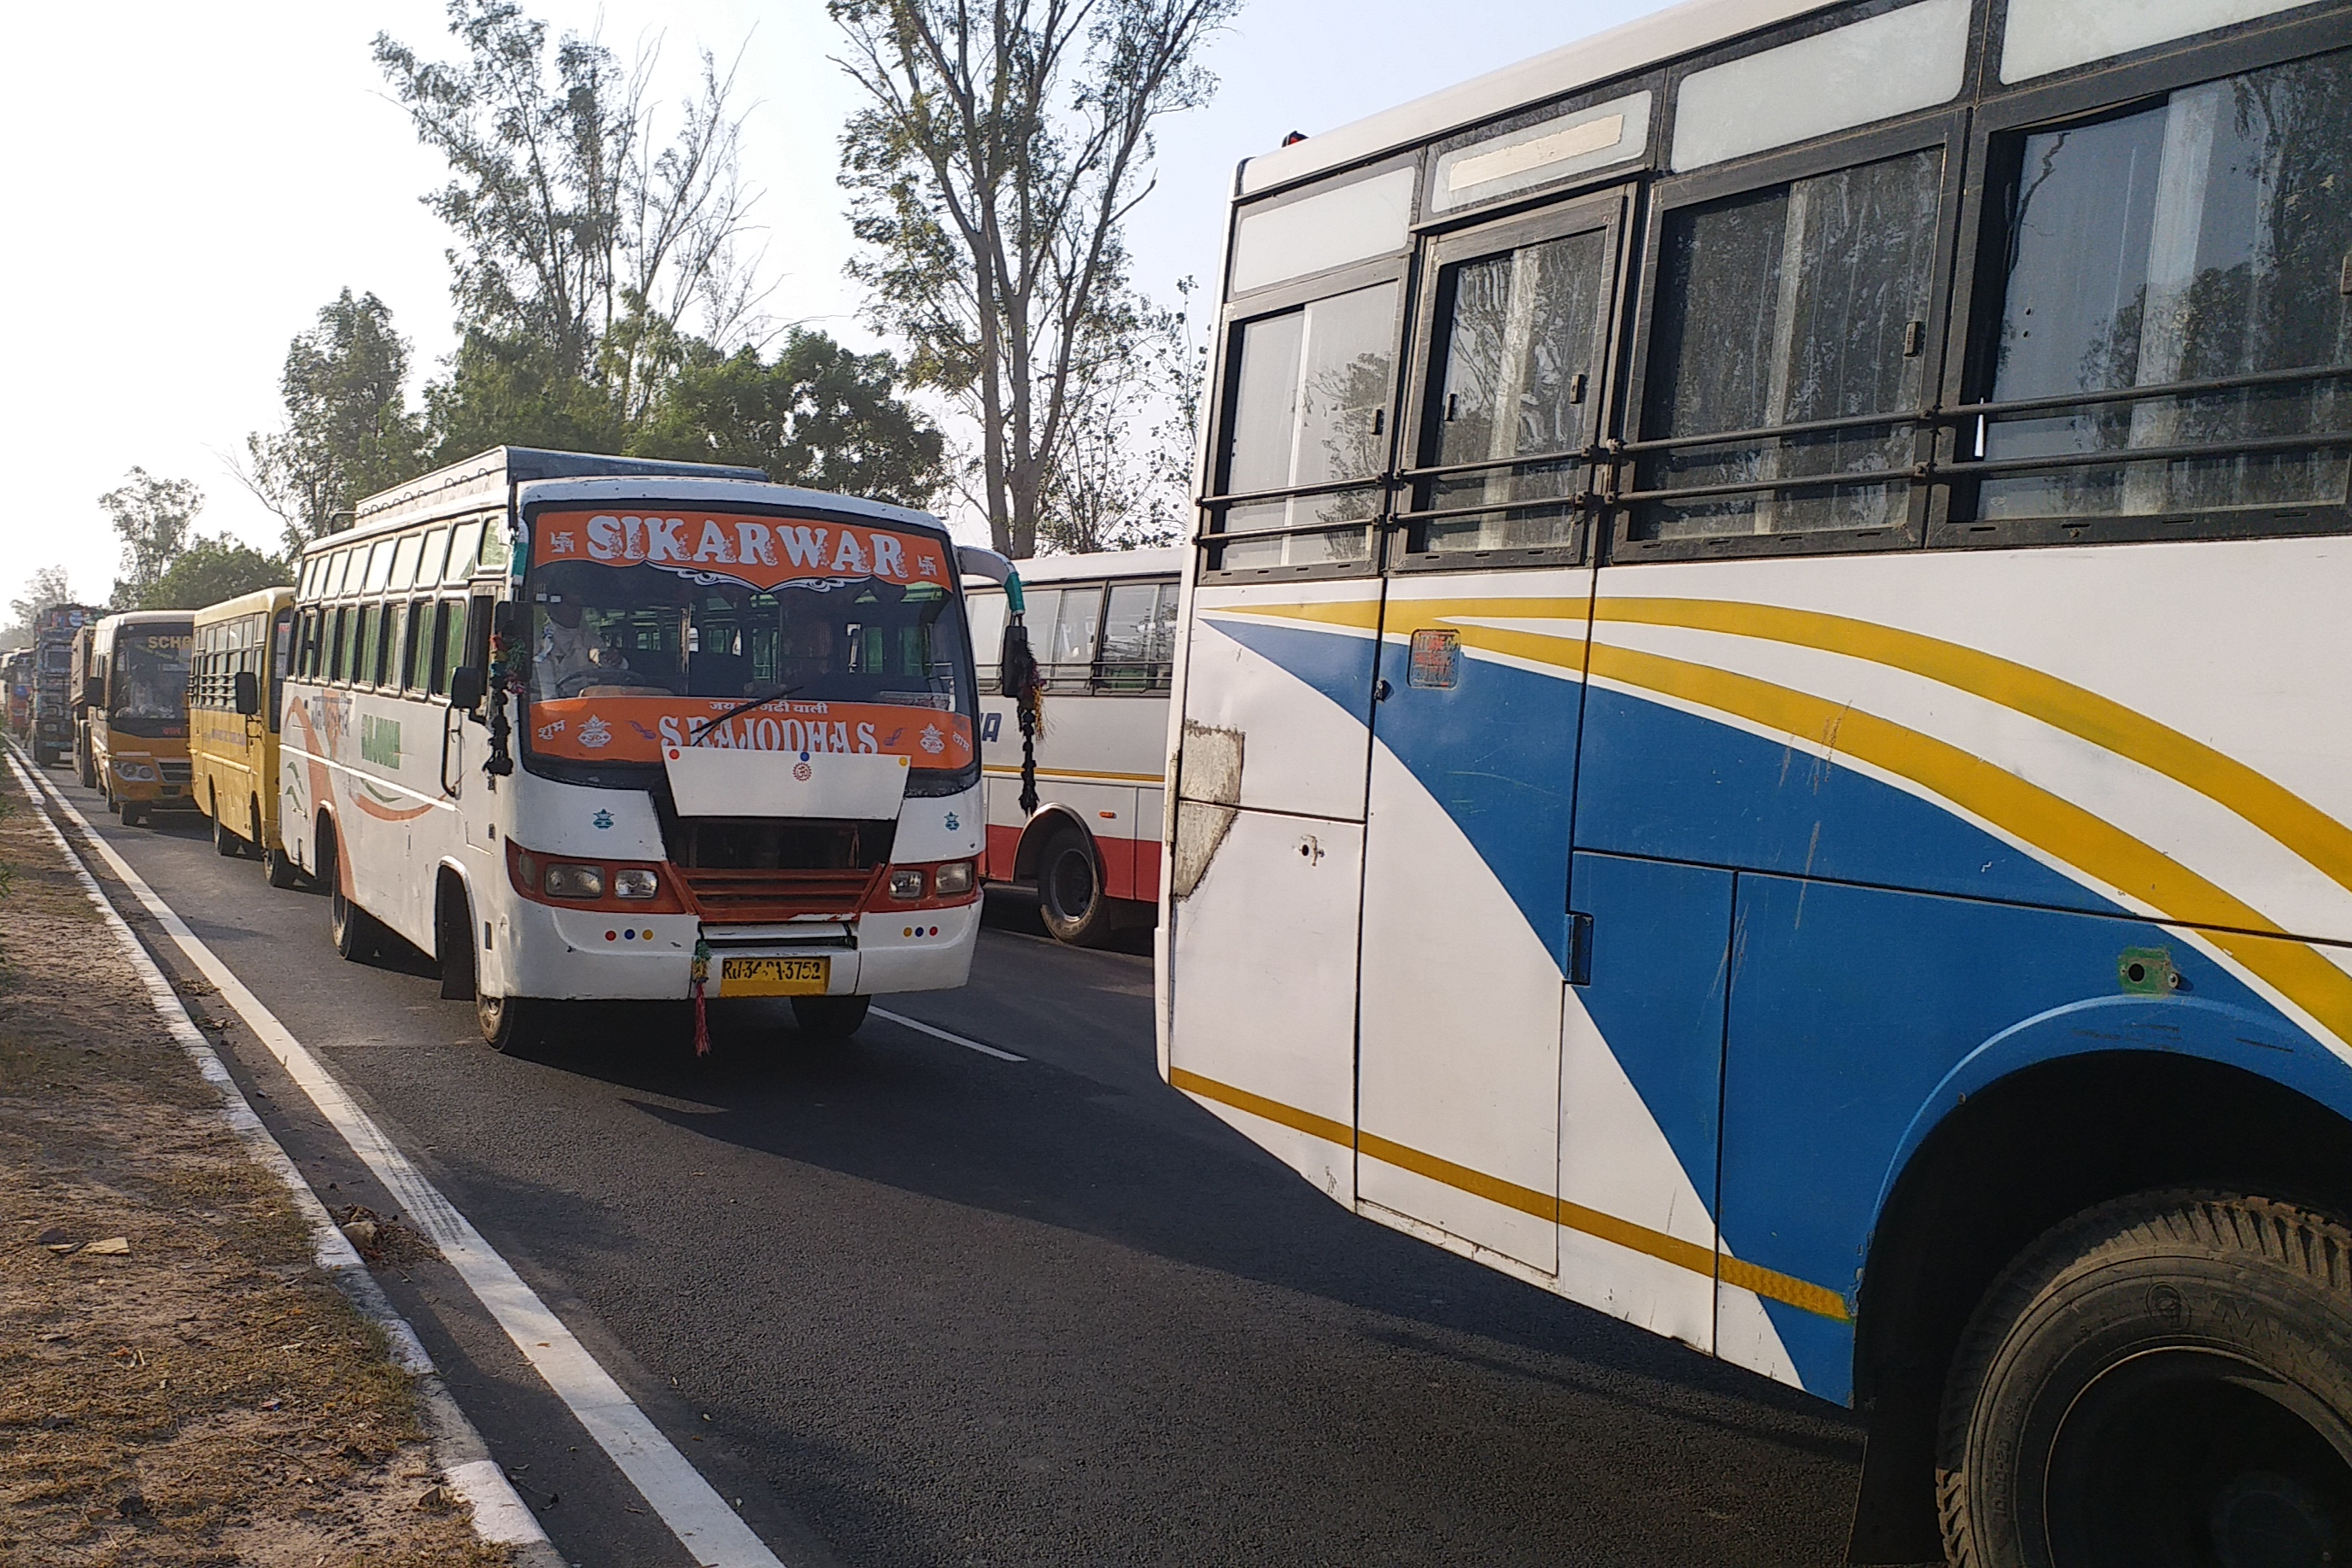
518, 999, 1858, 1472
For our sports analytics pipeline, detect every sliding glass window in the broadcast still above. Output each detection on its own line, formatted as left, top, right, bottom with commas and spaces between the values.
1208, 282, 1399, 571
1964, 49, 2352, 528
1632, 146, 1944, 545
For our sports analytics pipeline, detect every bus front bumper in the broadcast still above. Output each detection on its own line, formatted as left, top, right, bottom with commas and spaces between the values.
497, 898, 981, 1002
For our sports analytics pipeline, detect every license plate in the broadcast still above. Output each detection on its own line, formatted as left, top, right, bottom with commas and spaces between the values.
717, 956, 829, 997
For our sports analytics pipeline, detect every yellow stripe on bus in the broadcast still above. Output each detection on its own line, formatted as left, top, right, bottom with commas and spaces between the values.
1167, 1065, 1851, 1322
1590, 642, 2352, 1053
1597, 596, 2352, 908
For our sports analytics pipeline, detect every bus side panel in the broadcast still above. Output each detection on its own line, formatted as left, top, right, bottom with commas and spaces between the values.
1167, 806, 1362, 1203
1181, 583, 1378, 822
1721, 874, 2352, 1405
1560, 851, 1735, 1363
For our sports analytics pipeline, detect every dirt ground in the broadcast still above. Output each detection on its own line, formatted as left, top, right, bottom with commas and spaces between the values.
0, 763, 508, 1568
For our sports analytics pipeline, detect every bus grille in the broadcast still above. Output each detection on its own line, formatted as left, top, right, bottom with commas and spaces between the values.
159, 761, 192, 783
678, 866, 885, 924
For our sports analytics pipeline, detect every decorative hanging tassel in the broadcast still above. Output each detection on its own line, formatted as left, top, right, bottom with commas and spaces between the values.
1000, 605, 1044, 816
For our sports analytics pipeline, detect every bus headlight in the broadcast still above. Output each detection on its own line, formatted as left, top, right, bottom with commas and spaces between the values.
114, 760, 156, 782
933, 860, 974, 897
542, 863, 606, 899
612, 869, 658, 900
888, 868, 927, 900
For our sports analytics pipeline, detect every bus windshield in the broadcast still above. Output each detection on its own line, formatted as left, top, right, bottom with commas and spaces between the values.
112, 628, 190, 730
520, 508, 977, 773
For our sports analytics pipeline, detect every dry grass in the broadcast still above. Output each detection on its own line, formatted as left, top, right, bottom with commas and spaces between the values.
0, 764, 510, 1567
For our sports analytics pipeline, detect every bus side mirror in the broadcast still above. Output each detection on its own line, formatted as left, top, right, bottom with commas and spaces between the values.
448, 665, 485, 714
82, 676, 102, 708
233, 670, 260, 717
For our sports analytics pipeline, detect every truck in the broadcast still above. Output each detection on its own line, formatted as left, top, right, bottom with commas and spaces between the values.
31, 604, 97, 767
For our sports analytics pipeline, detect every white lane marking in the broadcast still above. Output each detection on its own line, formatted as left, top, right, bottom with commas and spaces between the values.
16, 758, 788, 1568
871, 1007, 1026, 1062
3, 749, 553, 1553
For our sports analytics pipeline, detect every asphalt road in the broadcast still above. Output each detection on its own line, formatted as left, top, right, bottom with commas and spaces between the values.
49, 764, 1863, 1567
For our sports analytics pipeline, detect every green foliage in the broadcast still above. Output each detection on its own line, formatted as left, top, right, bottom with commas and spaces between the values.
424, 329, 629, 465
629, 330, 944, 507
137, 537, 287, 611
102, 470, 205, 608
243, 290, 428, 556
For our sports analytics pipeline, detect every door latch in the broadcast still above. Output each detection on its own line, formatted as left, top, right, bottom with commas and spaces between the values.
1567, 911, 1594, 986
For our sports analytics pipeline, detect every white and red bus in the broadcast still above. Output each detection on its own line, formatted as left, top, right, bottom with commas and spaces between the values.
966, 547, 1180, 945
280, 446, 1005, 1050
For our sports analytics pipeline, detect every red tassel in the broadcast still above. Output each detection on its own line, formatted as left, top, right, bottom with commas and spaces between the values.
692, 980, 711, 1057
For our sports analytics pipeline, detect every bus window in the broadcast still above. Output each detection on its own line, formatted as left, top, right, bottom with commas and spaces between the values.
1974, 52, 2352, 524
378, 604, 404, 687
1097, 580, 1176, 690
271, 608, 291, 730
1211, 283, 1398, 570
1046, 586, 1102, 688
430, 601, 459, 695
463, 595, 494, 704
389, 532, 423, 593
355, 606, 381, 687
1415, 225, 1610, 554
477, 519, 511, 575
1635, 147, 1943, 543
326, 607, 349, 683
363, 541, 395, 594
418, 527, 450, 588
965, 588, 1007, 684
404, 598, 433, 691
445, 520, 483, 584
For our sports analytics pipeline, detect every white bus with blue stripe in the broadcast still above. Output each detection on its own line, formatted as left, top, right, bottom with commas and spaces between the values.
1161, 0, 2352, 1559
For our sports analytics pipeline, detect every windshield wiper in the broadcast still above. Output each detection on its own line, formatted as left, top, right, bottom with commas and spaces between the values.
687, 684, 805, 746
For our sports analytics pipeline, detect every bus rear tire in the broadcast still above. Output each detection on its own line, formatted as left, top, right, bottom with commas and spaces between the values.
791, 994, 869, 1042
1038, 824, 1115, 947
1937, 1190, 2352, 1568
213, 803, 243, 857
477, 993, 547, 1055
321, 829, 383, 962
257, 804, 298, 888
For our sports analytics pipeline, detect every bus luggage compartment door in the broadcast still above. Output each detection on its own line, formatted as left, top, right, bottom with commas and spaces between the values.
1354, 574, 1588, 1272
1165, 580, 1380, 1202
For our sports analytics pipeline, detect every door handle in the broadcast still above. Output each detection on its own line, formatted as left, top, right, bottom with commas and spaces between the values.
1567, 911, 1594, 986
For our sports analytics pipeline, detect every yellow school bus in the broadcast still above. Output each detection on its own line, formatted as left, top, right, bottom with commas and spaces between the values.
190, 587, 298, 884
87, 611, 195, 827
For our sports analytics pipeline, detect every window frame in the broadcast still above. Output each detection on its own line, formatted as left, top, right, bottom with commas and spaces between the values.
1934, 13, 2352, 551
1093, 577, 1181, 692
1197, 252, 1413, 584
1606, 106, 1972, 564
1390, 184, 1638, 575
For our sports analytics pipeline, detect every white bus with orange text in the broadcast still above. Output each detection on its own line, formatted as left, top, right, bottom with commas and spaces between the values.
281, 446, 1005, 1050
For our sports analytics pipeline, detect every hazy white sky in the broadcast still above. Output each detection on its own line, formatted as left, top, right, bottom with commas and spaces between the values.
0, 0, 1668, 613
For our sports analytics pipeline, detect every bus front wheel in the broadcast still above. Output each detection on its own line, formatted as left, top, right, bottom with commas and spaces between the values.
791, 994, 869, 1042
477, 993, 548, 1054
213, 799, 243, 857
1038, 824, 1115, 948
1938, 1190, 2352, 1568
